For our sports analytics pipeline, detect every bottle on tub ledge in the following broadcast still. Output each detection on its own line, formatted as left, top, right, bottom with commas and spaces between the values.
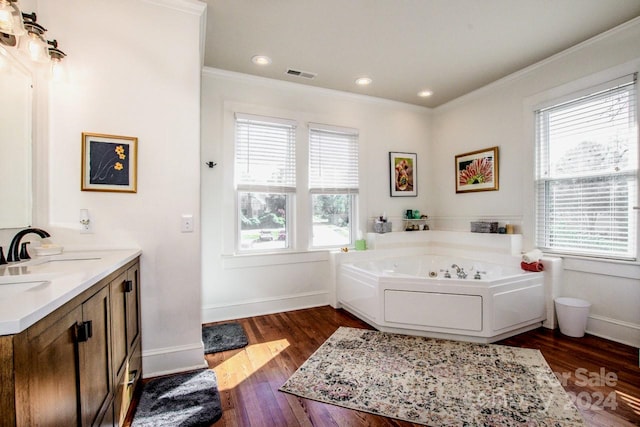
497, 223, 515, 234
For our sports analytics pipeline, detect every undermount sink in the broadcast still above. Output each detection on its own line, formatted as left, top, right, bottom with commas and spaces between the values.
17, 254, 102, 267
0, 273, 59, 285
0, 280, 50, 296
0, 254, 101, 285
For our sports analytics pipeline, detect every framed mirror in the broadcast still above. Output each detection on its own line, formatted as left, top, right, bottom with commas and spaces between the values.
0, 48, 33, 228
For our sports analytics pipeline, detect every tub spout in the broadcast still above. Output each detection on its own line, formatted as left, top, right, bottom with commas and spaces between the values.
451, 264, 467, 279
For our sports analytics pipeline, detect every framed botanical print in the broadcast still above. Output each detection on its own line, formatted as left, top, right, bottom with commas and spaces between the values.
455, 146, 499, 193
81, 133, 138, 193
390, 152, 417, 197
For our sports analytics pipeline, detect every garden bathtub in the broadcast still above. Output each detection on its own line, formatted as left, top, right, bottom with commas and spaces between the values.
337, 254, 545, 343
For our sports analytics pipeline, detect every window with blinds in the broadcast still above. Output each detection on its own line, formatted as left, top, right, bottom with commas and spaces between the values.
309, 124, 359, 248
235, 113, 297, 251
535, 74, 638, 260
235, 113, 296, 191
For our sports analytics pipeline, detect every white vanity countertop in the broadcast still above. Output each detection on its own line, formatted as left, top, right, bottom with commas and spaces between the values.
0, 248, 141, 336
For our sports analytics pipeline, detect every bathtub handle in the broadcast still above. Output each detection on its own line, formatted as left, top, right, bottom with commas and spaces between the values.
440, 269, 451, 279
474, 271, 486, 280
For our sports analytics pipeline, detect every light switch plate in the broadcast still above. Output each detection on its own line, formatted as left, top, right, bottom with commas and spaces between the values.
181, 214, 194, 233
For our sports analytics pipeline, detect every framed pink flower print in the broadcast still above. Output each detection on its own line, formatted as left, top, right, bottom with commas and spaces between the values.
389, 152, 417, 197
455, 146, 499, 193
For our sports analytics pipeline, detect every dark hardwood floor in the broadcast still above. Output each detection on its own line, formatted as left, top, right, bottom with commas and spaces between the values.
129, 306, 640, 426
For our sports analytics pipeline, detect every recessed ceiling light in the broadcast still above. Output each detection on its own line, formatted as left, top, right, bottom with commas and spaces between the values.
418, 90, 433, 98
355, 76, 372, 86
251, 55, 272, 66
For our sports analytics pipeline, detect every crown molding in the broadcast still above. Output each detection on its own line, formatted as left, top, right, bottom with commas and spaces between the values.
141, 0, 206, 15
202, 67, 433, 115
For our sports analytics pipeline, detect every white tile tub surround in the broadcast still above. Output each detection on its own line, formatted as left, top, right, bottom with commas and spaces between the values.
331, 231, 562, 342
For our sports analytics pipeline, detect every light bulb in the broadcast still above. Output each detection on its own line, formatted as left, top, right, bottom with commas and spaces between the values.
0, 1, 13, 32
51, 57, 66, 81
9, 1, 24, 36
0, 0, 25, 36
355, 76, 372, 86
20, 31, 49, 62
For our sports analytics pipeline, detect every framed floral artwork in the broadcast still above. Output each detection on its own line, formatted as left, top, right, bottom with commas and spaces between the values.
81, 133, 138, 192
389, 152, 417, 197
455, 146, 499, 193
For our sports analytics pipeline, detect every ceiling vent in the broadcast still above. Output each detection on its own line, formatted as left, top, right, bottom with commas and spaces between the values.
286, 68, 317, 79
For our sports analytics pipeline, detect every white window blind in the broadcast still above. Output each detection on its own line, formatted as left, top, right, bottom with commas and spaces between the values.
535, 74, 638, 260
235, 113, 296, 192
309, 123, 359, 193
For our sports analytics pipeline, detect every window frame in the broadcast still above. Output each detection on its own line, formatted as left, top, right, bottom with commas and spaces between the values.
309, 192, 357, 249
308, 123, 359, 249
237, 191, 293, 252
534, 74, 638, 261
233, 113, 297, 254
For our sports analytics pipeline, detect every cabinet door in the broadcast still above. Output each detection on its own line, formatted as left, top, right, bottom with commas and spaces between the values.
20, 306, 83, 426
79, 286, 113, 427
125, 263, 140, 352
110, 271, 128, 380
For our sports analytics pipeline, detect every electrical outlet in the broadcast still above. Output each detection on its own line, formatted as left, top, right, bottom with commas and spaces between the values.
80, 221, 92, 234
79, 209, 92, 234
181, 214, 194, 233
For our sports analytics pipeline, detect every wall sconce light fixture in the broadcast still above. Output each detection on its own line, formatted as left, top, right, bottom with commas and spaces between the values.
0, 0, 25, 39
0, 1, 66, 65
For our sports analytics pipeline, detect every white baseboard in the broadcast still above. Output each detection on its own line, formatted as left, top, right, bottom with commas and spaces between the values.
586, 314, 640, 348
142, 342, 208, 378
201, 291, 329, 323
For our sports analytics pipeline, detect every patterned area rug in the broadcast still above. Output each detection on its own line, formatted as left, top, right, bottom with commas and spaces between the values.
132, 369, 222, 426
280, 327, 585, 426
202, 322, 248, 354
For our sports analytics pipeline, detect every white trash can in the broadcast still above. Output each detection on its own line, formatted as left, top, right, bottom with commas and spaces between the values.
554, 297, 591, 338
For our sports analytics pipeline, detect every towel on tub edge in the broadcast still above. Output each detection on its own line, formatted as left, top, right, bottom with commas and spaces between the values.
522, 249, 543, 263
521, 261, 544, 272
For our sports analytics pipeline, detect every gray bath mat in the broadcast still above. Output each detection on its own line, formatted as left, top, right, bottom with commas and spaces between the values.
202, 322, 248, 354
132, 369, 222, 426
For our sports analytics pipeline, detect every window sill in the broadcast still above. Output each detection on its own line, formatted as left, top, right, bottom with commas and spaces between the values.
544, 252, 640, 280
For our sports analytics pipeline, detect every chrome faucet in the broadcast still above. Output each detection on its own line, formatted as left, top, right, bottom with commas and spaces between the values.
451, 264, 467, 279
7, 228, 51, 262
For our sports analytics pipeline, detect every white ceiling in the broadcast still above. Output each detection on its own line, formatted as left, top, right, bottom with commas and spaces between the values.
203, 0, 640, 108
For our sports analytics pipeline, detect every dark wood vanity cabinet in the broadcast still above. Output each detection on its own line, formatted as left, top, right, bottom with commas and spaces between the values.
110, 262, 142, 426
0, 257, 141, 427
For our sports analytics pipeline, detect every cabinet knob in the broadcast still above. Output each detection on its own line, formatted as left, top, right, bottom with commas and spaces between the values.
124, 280, 133, 293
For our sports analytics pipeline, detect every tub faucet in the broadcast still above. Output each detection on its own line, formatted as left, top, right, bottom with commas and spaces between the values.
451, 264, 467, 279
7, 228, 51, 262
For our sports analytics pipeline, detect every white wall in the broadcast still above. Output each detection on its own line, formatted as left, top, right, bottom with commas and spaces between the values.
200, 69, 432, 322
35, 0, 207, 376
431, 19, 640, 347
